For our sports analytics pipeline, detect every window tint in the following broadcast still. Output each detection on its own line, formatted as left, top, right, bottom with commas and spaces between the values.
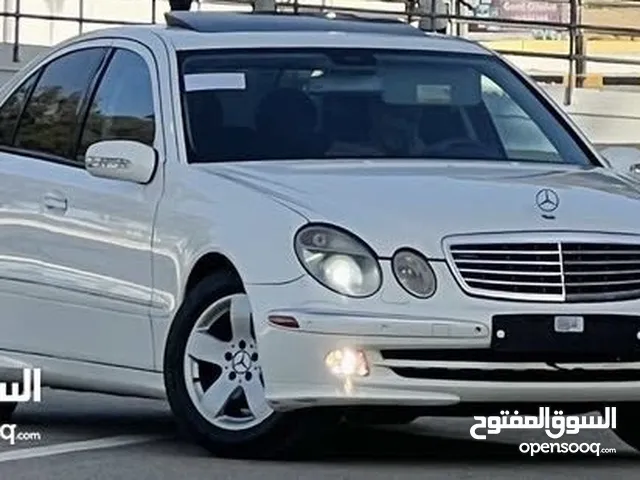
0, 73, 38, 146
78, 49, 155, 161
179, 49, 592, 166
14, 48, 107, 160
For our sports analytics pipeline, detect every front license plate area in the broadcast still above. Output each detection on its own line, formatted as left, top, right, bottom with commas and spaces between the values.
491, 315, 640, 358
554, 315, 584, 333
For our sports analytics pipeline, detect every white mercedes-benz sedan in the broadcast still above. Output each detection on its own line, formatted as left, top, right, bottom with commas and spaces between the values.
1, 10, 640, 459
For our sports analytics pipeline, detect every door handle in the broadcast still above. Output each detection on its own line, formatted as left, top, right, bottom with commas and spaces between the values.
43, 192, 68, 213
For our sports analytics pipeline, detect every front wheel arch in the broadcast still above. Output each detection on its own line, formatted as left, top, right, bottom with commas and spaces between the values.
162, 272, 333, 458
184, 251, 241, 295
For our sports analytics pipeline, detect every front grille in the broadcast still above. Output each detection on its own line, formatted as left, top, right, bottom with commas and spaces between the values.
446, 240, 640, 302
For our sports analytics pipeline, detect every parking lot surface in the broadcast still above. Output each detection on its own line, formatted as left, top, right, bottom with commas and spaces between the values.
0, 389, 636, 479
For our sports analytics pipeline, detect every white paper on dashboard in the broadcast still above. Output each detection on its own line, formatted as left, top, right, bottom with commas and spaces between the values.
184, 72, 246, 91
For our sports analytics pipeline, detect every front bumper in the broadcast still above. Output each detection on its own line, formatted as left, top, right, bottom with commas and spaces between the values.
247, 263, 640, 412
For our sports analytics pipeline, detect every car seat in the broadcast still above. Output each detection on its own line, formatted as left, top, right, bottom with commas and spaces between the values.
254, 88, 324, 159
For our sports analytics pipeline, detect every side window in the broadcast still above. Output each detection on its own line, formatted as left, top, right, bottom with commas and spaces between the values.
78, 49, 155, 161
0, 73, 38, 146
14, 48, 107, 161
481, 76, 562, 162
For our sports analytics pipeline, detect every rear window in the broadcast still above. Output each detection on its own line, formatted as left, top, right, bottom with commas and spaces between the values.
178, 48, 593, 166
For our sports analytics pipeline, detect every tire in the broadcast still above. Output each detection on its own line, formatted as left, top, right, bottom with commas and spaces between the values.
0, 402, 16, 422
163, 271, 332, 459
607, 404, 640, 452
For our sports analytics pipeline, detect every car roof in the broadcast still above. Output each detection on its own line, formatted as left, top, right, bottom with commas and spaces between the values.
73, 12, 491, 56
165, 11, 424, 36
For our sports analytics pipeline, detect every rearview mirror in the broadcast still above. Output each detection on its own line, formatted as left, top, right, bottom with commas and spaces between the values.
598, 146, 640, 178
85, 140, 157, 184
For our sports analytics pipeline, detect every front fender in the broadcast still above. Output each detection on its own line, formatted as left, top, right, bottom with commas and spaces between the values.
151, 165, 310, 319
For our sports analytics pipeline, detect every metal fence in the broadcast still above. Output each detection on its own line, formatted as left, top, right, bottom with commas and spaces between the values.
1, 0, 640, 105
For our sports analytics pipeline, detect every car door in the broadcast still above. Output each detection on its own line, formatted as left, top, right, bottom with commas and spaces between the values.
0, 69, 43, 329
0, 40, 163, 370
0, 43, 111, 362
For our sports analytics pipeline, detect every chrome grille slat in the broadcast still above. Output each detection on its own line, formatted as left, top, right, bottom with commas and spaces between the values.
563, 250, 640, 255
454, 259, 560, 265
446, 239, 640, 302
564, 260, 640, 265
467, 278, 562, 287
459, 268, 561, 276
565, 269, 640, 276
568, 279, 640, 287
452, 249, 560, 255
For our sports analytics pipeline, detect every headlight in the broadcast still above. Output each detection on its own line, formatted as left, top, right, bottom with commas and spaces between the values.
294, 224, 382, 297
392, 249, 437, 298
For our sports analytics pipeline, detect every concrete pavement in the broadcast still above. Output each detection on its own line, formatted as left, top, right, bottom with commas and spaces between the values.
0, 389, 636, 479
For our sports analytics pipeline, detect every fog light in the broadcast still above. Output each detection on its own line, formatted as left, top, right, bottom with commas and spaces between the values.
325, 348, 369, 377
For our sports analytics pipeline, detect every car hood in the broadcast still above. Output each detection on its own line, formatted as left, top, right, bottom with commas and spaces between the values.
200, 160, 640, 258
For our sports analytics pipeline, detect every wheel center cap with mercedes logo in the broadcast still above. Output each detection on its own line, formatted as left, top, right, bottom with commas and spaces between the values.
231, 350, 252, 374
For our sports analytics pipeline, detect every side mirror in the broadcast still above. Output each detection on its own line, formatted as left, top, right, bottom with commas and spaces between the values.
598, 146, 640, 178
85, 140, 157, 184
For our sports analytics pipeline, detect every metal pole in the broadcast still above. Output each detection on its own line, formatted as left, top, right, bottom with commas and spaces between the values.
564, 0, 578, 106
151, 0, 157, 24
12, 0, 20, 62
430, 0, 436, 32
575, 0, 586, 87
78, 0, 84, 35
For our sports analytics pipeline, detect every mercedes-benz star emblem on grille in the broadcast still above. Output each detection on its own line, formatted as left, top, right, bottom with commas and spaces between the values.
535, 188, 559, 212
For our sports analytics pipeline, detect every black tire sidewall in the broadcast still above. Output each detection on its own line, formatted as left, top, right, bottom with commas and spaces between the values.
0, 402, 16, 422
608, 405, 640, 451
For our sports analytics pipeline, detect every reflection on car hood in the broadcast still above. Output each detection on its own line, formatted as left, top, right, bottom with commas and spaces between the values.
200, 159, 640, 258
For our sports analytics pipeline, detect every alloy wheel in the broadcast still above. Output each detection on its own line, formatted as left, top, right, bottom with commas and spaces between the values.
183, 293, 273, 431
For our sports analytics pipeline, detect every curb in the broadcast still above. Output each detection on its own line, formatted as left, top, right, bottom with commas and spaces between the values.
529, 73, 640, 88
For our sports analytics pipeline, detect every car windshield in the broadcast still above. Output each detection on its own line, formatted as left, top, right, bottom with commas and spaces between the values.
179, 48, 593, 165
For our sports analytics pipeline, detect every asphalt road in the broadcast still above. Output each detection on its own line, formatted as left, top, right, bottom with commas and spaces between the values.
0, 389, 636, 479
